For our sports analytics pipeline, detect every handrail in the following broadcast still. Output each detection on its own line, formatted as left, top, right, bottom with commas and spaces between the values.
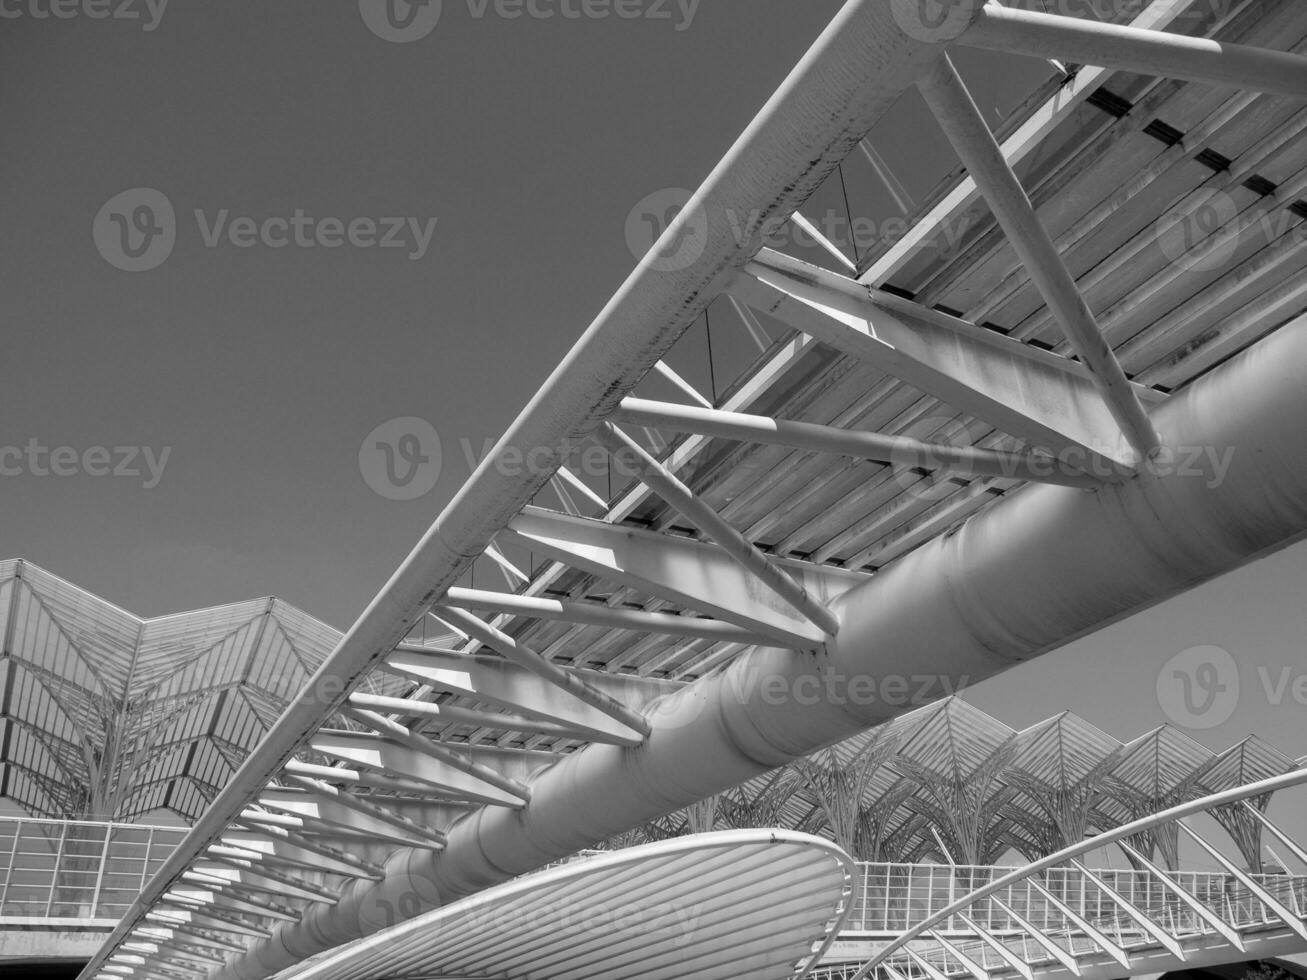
843, 767, 1307, 979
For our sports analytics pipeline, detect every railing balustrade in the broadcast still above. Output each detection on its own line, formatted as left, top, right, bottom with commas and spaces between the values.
0, 815, 186, 925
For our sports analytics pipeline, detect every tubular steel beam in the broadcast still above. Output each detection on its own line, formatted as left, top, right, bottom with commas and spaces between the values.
613, 396, 1104, 489
80, 5, 961, 968
739, 248, 1149, 473
382, 643, 672, 745
1069, 858, 1187, 959
962, 5, 1307, 99
988, 896, 1082, 976
443, 585, 772, 644
344, 691, 600, 741
1117, 840, 1246, 951
220, 303, 1307, 980
503, 506, 864, 648
431, 604, 653, 738
594, 422, 842, 638
915, 54, 1161, 461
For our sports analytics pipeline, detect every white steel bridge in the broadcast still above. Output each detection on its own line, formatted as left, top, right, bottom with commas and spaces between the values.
67, 0, 1307, 978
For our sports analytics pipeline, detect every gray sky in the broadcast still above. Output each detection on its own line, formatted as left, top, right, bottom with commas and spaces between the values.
3, 0, 1306, 784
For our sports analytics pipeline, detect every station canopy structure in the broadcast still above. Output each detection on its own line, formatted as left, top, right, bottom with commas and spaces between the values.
616, 697, 1303, 872
0, 559, 401, 821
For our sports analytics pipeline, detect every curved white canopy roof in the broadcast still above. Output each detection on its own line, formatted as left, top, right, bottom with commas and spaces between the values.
273, 830, 854, 980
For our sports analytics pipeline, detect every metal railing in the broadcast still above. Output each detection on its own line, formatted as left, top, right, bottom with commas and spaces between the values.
2, 809, 1301, 958
0, 815, 186, 926
846, 862, 1307, 936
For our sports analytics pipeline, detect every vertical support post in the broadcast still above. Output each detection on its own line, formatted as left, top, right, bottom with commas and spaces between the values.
91, 823, 114, 918
0, 818, 20, 913
46, 819, 69, 918
143, 826, 156, 894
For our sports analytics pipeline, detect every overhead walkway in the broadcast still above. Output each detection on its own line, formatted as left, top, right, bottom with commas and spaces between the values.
76, 0, 1307, 978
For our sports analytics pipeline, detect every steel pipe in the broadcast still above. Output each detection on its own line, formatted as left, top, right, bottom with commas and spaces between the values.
614, 396, 1105, 488
594, 422, 843, 637
431, 604, 652, 737
443, 585, 769, 644
227, 309, 1307, 980
963, 4, 1307, 100
916, 54, 1161, 460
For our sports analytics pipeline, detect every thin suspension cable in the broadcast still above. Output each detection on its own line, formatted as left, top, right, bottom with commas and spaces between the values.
836, 162, 860, 266
705, 308, 717, 405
